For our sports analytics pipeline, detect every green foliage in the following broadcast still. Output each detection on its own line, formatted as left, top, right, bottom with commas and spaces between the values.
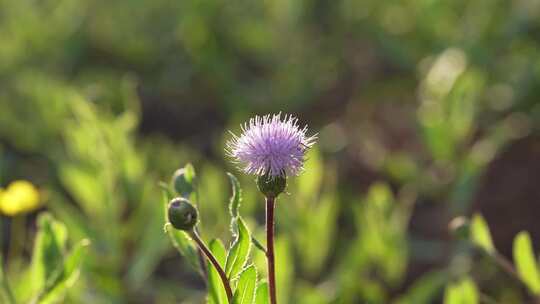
2, 0, 540, 301
513, 231, 540, 295
0, 255, 15, 304
355, 183, 408, 282
443, 277, 479, 304
232, 265, 257, 304
470, 214, 495, 254
208, 239, 228, 304
227, 173, 242, 219
395, 271, 448, 304
172, 164, 197, 199
164, 166, 259, 303
31, 213, 68, 294
162, 177, 201, 271
225, 218, 252, 280
254, 282, 269, 304
0, 213, 87, 304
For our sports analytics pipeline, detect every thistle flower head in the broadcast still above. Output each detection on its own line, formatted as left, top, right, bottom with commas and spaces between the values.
226, 113, 317, 178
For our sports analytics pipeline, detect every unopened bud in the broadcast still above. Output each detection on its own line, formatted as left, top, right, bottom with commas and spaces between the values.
449, 216, 470, 240
168, 197, 198, 231
172, 166, 196, 198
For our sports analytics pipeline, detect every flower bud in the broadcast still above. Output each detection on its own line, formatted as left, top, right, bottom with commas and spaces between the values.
172, 168, 195, 198
256, 173, 286, 198
168, 197, 198, 231
449, 216, 470, 240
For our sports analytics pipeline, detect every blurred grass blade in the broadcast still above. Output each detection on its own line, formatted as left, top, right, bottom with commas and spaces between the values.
31, 213, 68, 294
232, 265, 257, 304
443, 277, 479, 304
255, 282, 269, 304
36, 239, 90, 303
0, 254, 16, 304
296, 192, 338, 275
395, 270, 448, 304
208, 239, 228, 304
470, 214, 494, 253
297, 148, 323, 201
513, 231, 540, 294
225, 217, 251, 280
275, 237, 293, 304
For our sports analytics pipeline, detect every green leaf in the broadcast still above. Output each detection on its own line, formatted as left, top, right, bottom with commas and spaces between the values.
227, 172, 242, 219
395, 270, 448, 304
443, 277, 479, 304
0, 254, 16, 304
37, 239, 90, 303
470, 214, 494, 253
208, 239, 228, 304
296, 192, 338, 275
184, 163, 196, 183
31, 213, 68, 294
251, 237, 267, 254
513, 231, 540, 294
162, 189, 200, 271
172, 163, 197, 199
225, 217, 252, 280
275, 237, 293, 304
297, 148, 323, 201
255, 282, 269, 304
233, 265, 257, 304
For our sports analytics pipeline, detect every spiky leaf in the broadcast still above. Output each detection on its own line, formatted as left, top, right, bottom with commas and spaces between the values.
225, 218, 251, 280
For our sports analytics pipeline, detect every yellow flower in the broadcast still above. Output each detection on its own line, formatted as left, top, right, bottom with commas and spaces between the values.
0, 180, 41, 216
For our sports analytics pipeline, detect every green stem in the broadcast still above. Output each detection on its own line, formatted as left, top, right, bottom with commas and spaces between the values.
7, 215, 25, 268
480, 292, 500, 304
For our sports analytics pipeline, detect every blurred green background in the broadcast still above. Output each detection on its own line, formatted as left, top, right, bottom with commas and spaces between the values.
1, 0, 540, 303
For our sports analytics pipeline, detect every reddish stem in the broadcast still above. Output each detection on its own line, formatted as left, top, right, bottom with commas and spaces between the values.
266, 196, 277, 304
190, 231, 233, 302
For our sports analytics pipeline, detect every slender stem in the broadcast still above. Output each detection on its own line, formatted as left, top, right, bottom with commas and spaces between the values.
484, 250, 540, 302
266, 196, 277, 304
480, 293, 500, 304
190, 230, 233, 302
194, 228, 208, 280
492, 252, 520, 282
7, 216, 25, 268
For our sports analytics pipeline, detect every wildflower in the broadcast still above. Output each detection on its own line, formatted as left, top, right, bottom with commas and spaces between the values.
226, 113, 317, 178
0, 180, 41, 216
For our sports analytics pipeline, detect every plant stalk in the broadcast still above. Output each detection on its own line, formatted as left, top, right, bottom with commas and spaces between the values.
190, 230, 233, 302
7, 216, 25, 268
194, 227, 208, 280
266, 196, 277, 304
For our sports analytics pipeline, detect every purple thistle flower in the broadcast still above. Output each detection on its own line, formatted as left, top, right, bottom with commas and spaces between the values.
226, 113, 317, 178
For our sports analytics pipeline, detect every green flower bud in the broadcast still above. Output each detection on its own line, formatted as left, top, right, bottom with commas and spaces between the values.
449, 216, 470, 240
172, 167, 195, 197
168, 197, 198, 231
256, 173, 286, 198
